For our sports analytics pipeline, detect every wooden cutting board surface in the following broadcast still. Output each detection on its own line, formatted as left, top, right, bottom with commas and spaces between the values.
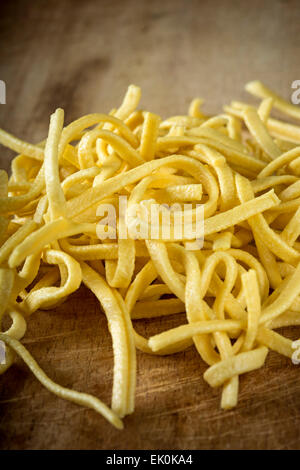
0, 0, 300, 450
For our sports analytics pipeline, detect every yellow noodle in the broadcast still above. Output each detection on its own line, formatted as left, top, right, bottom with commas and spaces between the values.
0, 333, 123, 429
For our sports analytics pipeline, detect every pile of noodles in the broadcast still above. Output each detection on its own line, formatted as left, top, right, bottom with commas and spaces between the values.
0, 81, 300, 429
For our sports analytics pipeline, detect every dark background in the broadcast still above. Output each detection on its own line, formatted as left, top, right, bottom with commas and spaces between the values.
0, 0, 300, 450
1, 0, 300, 168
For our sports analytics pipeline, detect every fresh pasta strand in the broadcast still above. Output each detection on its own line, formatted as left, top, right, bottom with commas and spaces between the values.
0, 333, 123, 429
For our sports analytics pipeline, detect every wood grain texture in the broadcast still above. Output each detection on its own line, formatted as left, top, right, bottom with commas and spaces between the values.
0, 0, 300, 450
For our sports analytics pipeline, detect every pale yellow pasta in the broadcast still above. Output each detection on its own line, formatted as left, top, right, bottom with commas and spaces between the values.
21, 250, 81, 314
258, 97, 274, 123
92, 129, 144, 167
139, 112, 161, 161
1, 82, 300, 428
44, 108, 66, 220
0, 267, 14, 323
0, 220, 37, 264
149, 320, 243, 352
203, 347, 268, 387
114, 84, 141, 121
245, 80, 300, 120
0, 128, 44, 161
0, 333, 123, 429
0, 166, 44, 215
188, 98, 205, 119
241, 270, 261, 351
243, 107, 281, 161
81, 261, 135, 417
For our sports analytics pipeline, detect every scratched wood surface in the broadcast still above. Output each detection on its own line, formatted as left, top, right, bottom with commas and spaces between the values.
0, 0, 300, 450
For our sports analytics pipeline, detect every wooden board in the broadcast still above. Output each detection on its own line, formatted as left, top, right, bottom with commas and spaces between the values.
0, 0, 300, 450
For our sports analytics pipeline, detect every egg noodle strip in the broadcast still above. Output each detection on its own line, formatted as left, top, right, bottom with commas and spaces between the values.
0, 333, 123, 429
245, 81, 300, 121
0, 129, 44, 161
1, 81, 300, 428
44, 108, 66, 220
